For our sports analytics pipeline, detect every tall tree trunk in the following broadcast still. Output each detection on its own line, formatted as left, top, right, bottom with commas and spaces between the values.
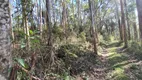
22, 0, 30, 50
124, 0, 131, 40
77, 0, 82, 33
115, 0, 123, 41
133, 22, 138, 41
61, 0, 67, 40
118, 19, 123, 40
25, 16, 30, 50
72, 0, 75, 27
52, 0, 56, 24
46, 0, 55, 67
46, 0, 52, 46
120, 0, 128, 47
77, 0, 80, 30
88, 0, 97, 55
136, 0, 142, 43
0, 0, 12, 79
9, 4, 14, 41
39, 0, 43, 39
22, 1, 26, 40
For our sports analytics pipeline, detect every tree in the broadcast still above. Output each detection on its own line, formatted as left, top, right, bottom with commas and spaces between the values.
0, 0, 12, 79
39, 0, 43, 39
21, 0, 30, 50
120, 0, 128, 47
46, 0, 52, 46
133, 22, 138, 40
124, 0, 131, 40
88, 0, 97, 55
61, 0, 67, 40
136, 0, 142, 42
77, 0, 82, 33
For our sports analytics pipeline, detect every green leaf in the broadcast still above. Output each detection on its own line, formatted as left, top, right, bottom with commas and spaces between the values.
63, 72, 70, 80
64, 76, 70, 80
19, 31, 29, 37
29, 30, 34, 35
14, 58, 29, 69
31, 39, 40, 43
65, 49, 78, 58
20, 43, 26, 48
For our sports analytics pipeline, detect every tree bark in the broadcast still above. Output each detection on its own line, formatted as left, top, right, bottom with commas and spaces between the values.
115, 0, 123, 41
77, 0, 83, 33
133, 22, 138, 40
46, 0, 52, 46
136, 0, 142, 42
25, 16, 30, 50
22, 0, 30, 50
124, 0, 131, 40
120, 0, 128, 47
61, 0, 67, 40
88, 0, 97, 55
0, 0, 12, 79
39, 0, 43, 39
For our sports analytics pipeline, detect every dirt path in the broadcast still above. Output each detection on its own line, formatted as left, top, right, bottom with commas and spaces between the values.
86, 48, 110, 80
76, 41, 139, 80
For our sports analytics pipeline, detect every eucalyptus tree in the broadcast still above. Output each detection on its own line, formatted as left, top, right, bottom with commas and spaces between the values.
39, 0, 43, 39
21, 0, 34, 50
46, 0, 52, 46
61, 0, 67, 40
136, 0, 142, 42
0, 0, 12, 79
120, 0, 128, 47
124, 0, 131, 40
114, 0, 123, 40
133, 22, 138, 40
88, 0, 97, 55
77, 0, 83, 33
126, 0, 136, 40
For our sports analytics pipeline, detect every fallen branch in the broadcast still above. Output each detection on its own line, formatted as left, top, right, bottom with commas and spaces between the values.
17, 64, 41, 80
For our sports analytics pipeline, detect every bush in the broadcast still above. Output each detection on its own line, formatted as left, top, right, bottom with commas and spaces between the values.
127, 41, 142, 60
57, 44, 81, 59
78, 32, 86, 42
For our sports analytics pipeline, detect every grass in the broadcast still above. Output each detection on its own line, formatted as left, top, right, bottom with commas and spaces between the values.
57, 41, 142, 80
104, 41, 142, 80
110, 68, 129, 80
108, 54, 129, 69
105, 41, 132, 80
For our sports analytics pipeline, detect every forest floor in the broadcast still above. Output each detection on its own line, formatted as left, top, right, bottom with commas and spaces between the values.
75, 41, 142, 80
12, 40, 142, 80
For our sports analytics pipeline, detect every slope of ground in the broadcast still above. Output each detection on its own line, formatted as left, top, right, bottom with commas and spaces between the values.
75, 41, 142, 80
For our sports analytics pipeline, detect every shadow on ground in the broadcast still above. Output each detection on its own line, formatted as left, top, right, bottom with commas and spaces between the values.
56, 42, 142, 80
106, 41, 123, 48
106, 41, 142, 80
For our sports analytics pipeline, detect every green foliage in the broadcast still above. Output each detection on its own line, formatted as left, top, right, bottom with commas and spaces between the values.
52, 26, 64, 40
127, 41, 142, 60
20, 41, 26, 49
108, 54, 128, 69
29, 30, 34, 35
14, 58, 29, 69
10, 0, 139, 79
16, 71, 29, 80
12, 58, 31, 80
129, 64, 138, 70
128, 42, 140, 51
18, 31, 28, 38
58, 44, 81, 58
78, 32, 86, 42
65, 49, 78, 58
103, 34, 111, 42
62, 72, 70, 80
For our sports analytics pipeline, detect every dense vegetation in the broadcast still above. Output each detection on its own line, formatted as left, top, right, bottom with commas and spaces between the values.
0, 0, 142, 80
